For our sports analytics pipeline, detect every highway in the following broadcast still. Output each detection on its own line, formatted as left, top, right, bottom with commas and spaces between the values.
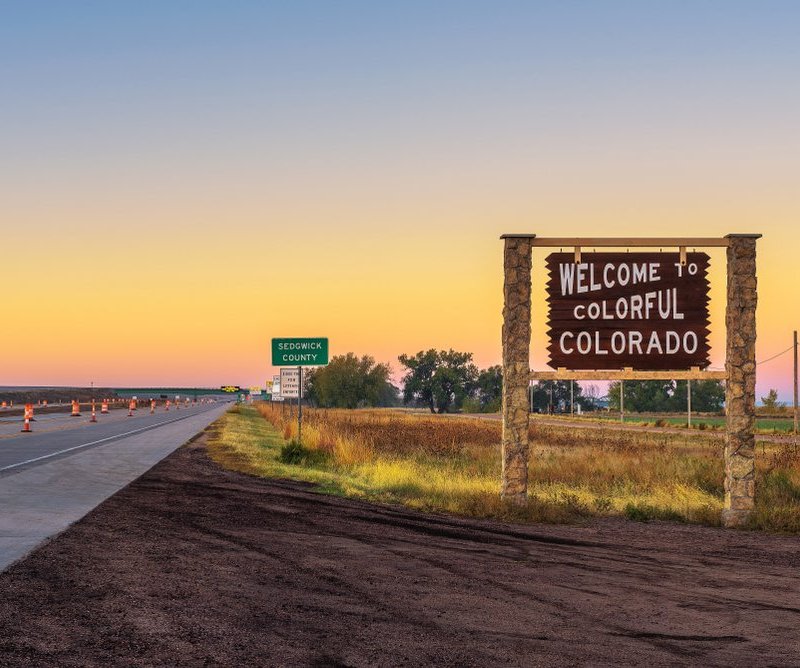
0, 400, 231, 571
0, 402, 198, 436
0, 403, 226, 472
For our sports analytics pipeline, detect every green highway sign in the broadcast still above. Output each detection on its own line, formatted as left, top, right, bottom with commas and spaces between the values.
271, 337, 329, 366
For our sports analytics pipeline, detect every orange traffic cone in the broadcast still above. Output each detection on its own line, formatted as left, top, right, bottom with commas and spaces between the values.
21, 405, 33, 432
128, 400, 135, 417
101, 399, 109, 414
150, 399, 156, 414
90, 400, 97, 423
71, 400, 81, 417
165, 400, 170, 411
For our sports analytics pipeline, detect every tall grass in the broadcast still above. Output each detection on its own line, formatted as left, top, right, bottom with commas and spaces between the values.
207, 404, 800, 531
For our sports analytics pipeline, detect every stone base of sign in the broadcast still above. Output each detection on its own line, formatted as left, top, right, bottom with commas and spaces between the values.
723, 234, 760, 528
501, 236, 533, 505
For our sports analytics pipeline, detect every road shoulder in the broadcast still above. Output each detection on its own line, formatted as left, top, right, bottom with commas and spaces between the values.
0, 404, 228, 572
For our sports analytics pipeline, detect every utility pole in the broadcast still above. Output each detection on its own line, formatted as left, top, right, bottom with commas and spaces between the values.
687, 379, 692, 428
297, 366, 303, 445
794, 330, 798, 435
570, 380, 574, 417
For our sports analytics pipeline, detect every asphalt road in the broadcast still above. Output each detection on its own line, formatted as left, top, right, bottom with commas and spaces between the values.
0, 403, 223, 470
0, 404, 195, 438
0, 401, 231, 571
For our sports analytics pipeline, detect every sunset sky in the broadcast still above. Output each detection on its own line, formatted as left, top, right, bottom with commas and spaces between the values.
2, 2, 798, 400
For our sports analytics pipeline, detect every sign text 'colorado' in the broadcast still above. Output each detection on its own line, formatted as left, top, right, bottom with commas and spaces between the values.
546, 252, 710, 370
271, 337, 329, 366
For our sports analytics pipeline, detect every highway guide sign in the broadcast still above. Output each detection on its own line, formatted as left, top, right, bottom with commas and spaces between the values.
272, 337, 328, 366
545, 252, 710, 371
280, 368, 301, 398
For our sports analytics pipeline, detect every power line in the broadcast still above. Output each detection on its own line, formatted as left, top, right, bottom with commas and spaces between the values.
756, 345, 795, 366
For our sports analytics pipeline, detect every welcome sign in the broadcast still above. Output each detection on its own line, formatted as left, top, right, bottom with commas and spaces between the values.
545, 252, 710, 370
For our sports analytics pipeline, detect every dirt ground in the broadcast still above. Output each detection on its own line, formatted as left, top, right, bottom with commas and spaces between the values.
1, 437, 799, 667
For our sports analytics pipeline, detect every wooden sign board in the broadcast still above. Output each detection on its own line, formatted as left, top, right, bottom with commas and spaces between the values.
546, 252, 710, 371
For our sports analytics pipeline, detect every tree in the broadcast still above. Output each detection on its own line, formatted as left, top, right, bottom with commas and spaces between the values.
530, 381, 584, 413
761, 388, 784, 412
475, 365, 502, 412
398, 349, 478, 413
581, 383, 601, 411
672, 380, 725, 413
608, 379, 726, 413
305, 353, 397, 409
608, 380, 673, 412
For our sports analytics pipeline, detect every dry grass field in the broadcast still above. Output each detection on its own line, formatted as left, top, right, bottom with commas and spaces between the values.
207, 404, 800, 532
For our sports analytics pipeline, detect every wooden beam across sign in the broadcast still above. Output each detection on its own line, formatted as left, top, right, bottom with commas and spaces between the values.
534, 237, 731, 247
499, 234, 732, 247
530, 368, 728, 381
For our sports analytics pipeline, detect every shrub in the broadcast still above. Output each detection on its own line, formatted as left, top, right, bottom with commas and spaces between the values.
624, 502, 684, 523
593, 497, 613, 513
279, 440, 329, 467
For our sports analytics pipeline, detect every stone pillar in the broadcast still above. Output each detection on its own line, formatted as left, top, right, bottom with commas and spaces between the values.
723, 233, 761, 527
500, 234, 533, 504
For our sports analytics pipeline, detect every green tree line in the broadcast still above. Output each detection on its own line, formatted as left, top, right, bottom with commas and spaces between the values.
607, 380, 725, 412
304, 349, 503, 413
303, 351, 733, 415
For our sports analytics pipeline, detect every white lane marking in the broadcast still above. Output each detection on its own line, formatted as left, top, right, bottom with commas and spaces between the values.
0, 407, 221, 474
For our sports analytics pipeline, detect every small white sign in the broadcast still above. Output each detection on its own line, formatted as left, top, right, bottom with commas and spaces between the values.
280, 368, 301, 398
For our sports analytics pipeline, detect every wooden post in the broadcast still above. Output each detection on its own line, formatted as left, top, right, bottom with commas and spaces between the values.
501, 234, 533, 504
620, 380, 624, 423
570, 380, 574, 417
687, 379, 692, 428
794, 330, 798, 436
722, 233, 761, 527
